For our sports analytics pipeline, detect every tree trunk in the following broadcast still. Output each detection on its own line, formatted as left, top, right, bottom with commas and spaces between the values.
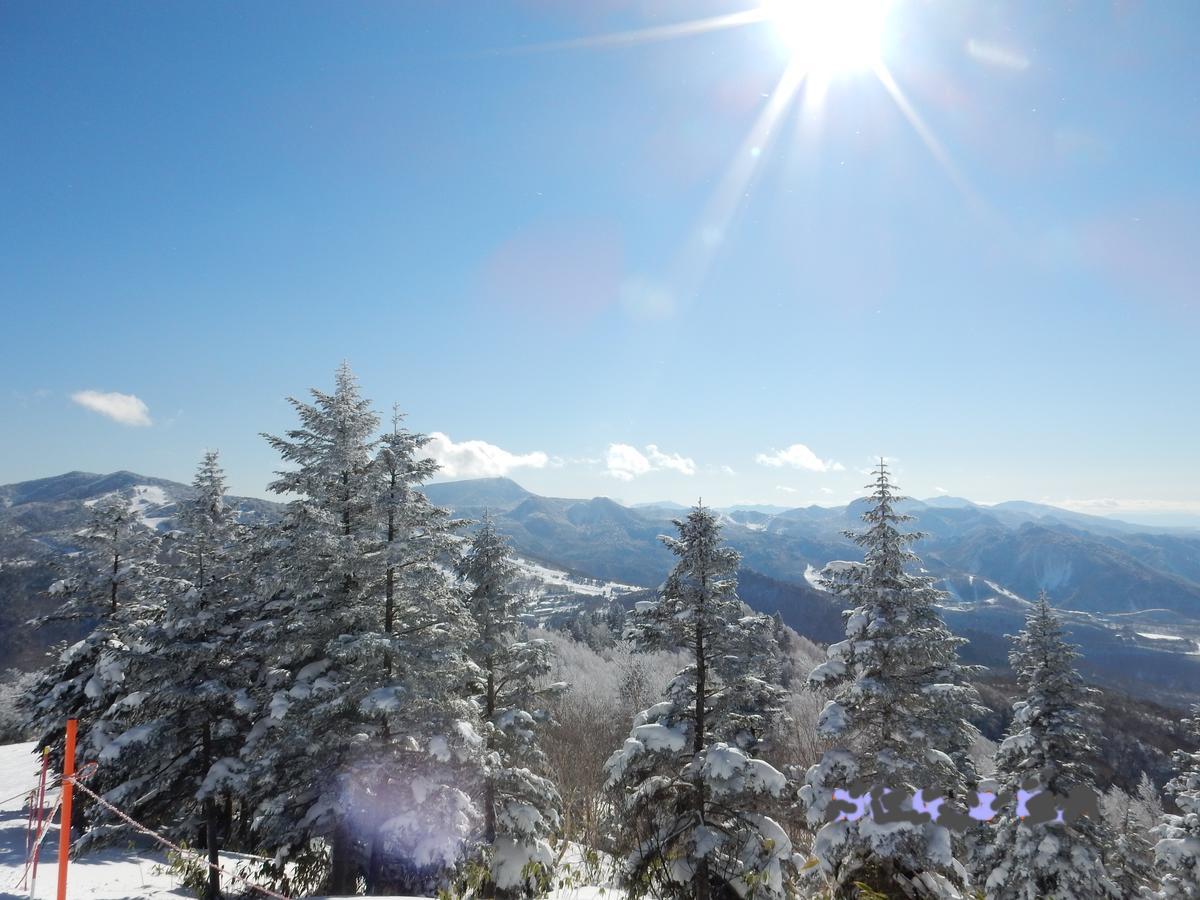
203, 797, 221, 899
693, 575, 710, 900
111, 548, 120, 614
478, 666, 498, 898
366, 820, 385, 895
202, 721, 221, 900
328, 818, 354, 895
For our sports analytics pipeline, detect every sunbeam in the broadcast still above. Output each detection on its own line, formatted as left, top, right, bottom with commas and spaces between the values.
490, 2, 993, 301
672, 61, 808, 299
489, 8, 767, 55
872, 62, 988, 216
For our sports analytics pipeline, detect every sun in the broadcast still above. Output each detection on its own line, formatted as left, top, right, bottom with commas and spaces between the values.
763, 0, 891, 74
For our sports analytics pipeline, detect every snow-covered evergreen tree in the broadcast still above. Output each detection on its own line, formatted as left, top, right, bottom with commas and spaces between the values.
457, 517, 563, 897
1103, 782, 1156, 898
244, 363, 481, 895
1140, 770, 1166, 827
91, 452, 252, 899
1155, 707, 1200, 899
372, 405, 459, 647
799, 461, 982, 899
983, 592, 1118, 899
22, 493, 161, 768
605, 504, 796, 900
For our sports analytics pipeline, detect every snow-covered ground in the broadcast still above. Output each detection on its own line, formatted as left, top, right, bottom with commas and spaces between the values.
0, 743, 619, 900
0, 742, 186, 899
83, 485, 173, 531
513, 557, 642, 598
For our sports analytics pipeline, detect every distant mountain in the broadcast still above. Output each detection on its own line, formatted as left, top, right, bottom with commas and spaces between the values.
631, 500, 690, 511
921, 495, 978, 509
418, 479, 1200, 702
4, 471, 1200, 702
417, 479, 1200, 619
424, 476, 533, 512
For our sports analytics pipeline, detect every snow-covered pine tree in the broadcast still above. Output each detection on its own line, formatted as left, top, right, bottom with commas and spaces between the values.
1103, 783, 1156, 898
1140, 770, 1166, 827
457, 516, 562, 897
800, 460, 982, 899
244, 363, 481, 896
983, 592, 1118, 900
22, 493, 160, 775
90, 451, 252, 899
372, 405, 458, 647
1155, 706, 1200, 898
360, 405, 484, 894
605, 504, 796, 900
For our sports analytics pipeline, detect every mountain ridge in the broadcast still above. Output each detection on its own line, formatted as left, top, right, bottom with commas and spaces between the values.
4, 471, 1200, 700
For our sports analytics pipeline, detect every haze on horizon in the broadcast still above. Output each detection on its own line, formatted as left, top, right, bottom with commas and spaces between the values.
3, 2, 1197, 523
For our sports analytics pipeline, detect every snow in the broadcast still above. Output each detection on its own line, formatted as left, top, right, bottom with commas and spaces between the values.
98, 724, 156, 763
84, 486, 172, 531
512, 557, 642, 598
983, 580, 1027, 603
1137, 631, 1185, 641
0, 741, 188, 899
130, 485, 168, 509
807, 560, 861, 591
631, 722, 687, 753
807, 658, 847, 686
816, 700, 847, 734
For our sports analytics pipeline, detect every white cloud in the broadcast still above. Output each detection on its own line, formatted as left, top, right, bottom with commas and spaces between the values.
934, 486, 949, 495
606, 444, 650, 481
719, 465, 737, 476
646, 444, 696, 476
776, 485, 799, 494
606, 443, 696, 481
755, 443, 843, 472
71, 390, 152, 426
425, 432, 549, 479
820, 487, 835, 495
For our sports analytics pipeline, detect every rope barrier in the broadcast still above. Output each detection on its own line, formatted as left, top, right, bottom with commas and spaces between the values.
9, 793, 64, 893
63, 774, 294, 900
1, 786, 44, 807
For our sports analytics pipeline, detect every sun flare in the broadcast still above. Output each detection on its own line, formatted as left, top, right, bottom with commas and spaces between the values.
763, 0, 890, 74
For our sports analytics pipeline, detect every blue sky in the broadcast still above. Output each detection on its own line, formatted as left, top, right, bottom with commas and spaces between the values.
2, 1, 1198, 521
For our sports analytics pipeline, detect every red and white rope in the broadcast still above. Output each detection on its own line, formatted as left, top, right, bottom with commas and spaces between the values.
62, 773, 295, 900
9, 792, 64, 892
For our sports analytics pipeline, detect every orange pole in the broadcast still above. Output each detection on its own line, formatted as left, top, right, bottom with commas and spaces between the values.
56, 718, 77, 900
